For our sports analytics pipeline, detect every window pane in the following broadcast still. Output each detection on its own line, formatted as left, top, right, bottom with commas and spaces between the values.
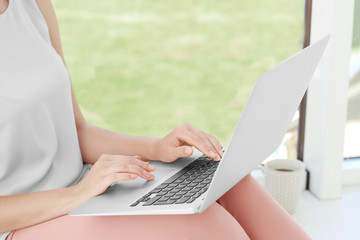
54, 0, 304, 155
344, 0, 360, 158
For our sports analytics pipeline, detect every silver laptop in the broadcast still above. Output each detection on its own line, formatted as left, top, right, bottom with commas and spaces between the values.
70, 35, 330, 216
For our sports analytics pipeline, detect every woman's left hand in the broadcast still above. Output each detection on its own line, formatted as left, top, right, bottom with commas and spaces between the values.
151, 123, 224, 163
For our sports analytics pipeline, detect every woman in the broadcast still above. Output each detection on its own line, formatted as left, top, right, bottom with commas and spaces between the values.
0, 0, 311, 239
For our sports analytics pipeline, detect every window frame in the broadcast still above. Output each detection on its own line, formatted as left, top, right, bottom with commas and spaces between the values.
302, 0, 358, 200
297, 0, 312, 162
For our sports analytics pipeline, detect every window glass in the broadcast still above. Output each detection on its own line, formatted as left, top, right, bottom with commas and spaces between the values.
54, 0, 304, 158
344, 0, 360, 158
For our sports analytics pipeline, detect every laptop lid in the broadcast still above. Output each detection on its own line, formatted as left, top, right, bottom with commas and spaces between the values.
199, 35, 330, 213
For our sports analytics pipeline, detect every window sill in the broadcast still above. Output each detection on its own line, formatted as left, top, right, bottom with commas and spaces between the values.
342, 158, 360, 186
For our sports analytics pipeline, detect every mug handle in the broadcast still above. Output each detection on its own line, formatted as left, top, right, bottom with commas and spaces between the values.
257, 164, 265, 174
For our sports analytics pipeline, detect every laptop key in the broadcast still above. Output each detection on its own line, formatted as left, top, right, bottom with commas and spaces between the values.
149, 188, 161, 193
177, 191, 188, 195
197, 183, 208, 187
184, 191, 196, 196
184, 194, 195, 198
170, 195, 182, 200
193, 179, 203, 183
162, 167, 191, 184
157, 183, 169, 189
168, 183, 178, 187
170, 189, 181, 193
189, 189, 200, 194
158, 196, 170, 202
143, 196, 162, 206
188, 183, 198, 187
153, 199, 176, 205
186, 198, 196, 203
193, 192, 202, 197
156, 191, 168, 196
139, 197, 150, 202
130, 201, 140, 207
174, 193, 185, 198
163, 192, 175, 197
175, 196, 190, 204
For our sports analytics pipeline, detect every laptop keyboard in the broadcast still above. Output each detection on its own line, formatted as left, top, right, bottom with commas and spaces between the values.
130, 155, 219, 207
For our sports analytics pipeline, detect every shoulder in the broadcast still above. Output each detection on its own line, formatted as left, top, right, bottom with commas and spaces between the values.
34, 0, 53, 12
34, 0, 65, 61
34, 0, 57, 27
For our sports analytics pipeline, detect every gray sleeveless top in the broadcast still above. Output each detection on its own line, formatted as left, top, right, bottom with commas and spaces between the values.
0, 0, 87, 237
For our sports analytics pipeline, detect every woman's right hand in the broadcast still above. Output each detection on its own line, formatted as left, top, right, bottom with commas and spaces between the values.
75, 154, 156, 199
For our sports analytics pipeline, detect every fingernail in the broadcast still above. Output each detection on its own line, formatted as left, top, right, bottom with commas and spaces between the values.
211, 151, 221, 161
143, 170, 154, 179
210, 151, 217, 159
130, 174, 138, 179
149, 164, 156, 170
185, 147, 192, 155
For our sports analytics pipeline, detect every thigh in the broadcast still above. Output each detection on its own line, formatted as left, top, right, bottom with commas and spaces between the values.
216, 174, 311, 240
8, 203, 249, 240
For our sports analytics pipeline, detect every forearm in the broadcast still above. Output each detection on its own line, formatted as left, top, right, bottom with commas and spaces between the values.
0, 186, 87, 233
77, 123, 160, 164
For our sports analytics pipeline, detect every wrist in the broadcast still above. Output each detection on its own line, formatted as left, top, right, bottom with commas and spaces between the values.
69, 182, 92, 205
51, 186, 91, 216
148, 137, 162, 161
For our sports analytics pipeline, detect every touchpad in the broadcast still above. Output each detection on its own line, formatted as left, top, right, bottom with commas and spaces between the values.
106, 161, 180, 194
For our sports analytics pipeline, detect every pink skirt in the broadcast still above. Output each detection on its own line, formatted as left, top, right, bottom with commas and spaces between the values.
7, 175, 311, 240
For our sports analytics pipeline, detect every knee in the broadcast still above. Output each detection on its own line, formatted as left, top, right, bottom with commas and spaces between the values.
183, 204, 250, 240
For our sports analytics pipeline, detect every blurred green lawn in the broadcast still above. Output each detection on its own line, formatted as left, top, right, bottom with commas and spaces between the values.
53, 0, 304, 145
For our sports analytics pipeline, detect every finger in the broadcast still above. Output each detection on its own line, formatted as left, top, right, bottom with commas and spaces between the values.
204, 133, 223, 159
132, 157, 156, 172
196, 130, 222, 161
170, 146, 193, 160
96, 155, 154, 180
105, 172, 139, 186
111, 155, 154, 173
110, 161, 155, 180
185, 125, 221, 161
125, 163, 155, 180
180, 128, 219, 161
